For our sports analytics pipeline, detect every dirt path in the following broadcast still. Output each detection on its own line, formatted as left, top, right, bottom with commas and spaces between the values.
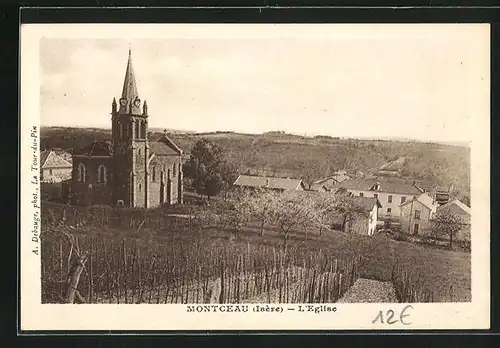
337, 278, 398, 303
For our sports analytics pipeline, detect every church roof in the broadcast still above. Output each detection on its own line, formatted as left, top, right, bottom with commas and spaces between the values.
149, 141, 180, 156
118, 49, 142, 115
148, 132, 183, 157
73, 141, 113, 157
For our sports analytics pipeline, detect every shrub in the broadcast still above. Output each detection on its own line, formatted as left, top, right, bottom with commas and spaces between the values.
393, 231, 408, 242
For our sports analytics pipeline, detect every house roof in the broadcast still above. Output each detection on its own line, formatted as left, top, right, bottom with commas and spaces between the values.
40, 150, 72, 169
233, 174, 304, 191
310, 183, 329, 192
314, 174, 350, 185
335, 177, 424, 195
73, 141, 113, 156
400, 192, 436, 210
54, 149, 72, 163
349, 196, 382, 211
437, 199, 471, 217
40, 150, 50, 167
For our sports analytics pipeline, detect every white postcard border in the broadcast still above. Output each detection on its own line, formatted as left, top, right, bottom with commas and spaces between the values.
20, 23, 491, 331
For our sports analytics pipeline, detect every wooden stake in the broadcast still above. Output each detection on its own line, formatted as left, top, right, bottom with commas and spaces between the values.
65, 253, 88, 304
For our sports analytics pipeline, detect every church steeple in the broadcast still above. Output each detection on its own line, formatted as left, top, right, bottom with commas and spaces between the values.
118, 49, 141, 115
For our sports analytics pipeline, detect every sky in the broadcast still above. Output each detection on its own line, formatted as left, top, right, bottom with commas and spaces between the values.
39, 24, 490, 144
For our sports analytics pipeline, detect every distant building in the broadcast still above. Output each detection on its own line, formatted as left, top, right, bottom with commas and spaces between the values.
40, 150, 72, 183
399, 192, 439, 235
310, 171, 351, 192
335, 177, 425, 221
432, 185, 454, 206
233, 174, 306, 192
70, 49, 184, 208
436, 199, 471, 241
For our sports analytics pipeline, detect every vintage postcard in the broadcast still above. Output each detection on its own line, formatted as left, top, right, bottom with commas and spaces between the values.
20, 23, 490, 331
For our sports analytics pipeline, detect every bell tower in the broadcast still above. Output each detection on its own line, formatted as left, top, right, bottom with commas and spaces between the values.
111, 49, 149, 207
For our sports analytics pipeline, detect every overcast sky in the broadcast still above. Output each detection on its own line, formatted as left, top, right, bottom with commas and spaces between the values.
39, 24, 489, 144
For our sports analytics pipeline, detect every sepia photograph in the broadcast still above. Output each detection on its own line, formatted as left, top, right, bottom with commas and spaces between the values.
20, 23, 490, 331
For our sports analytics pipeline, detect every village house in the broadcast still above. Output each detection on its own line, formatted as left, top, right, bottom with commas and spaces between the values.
340, 196, 381, 236
70, 49, 184, 208
436, 199, 471, 241
399, 192, 438, 235
310, 170, 351, 192
233, 174, 306, 192
40, 150, 73, 183
334, 177, 425, 222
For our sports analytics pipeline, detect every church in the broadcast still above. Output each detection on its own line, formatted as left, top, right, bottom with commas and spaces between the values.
70, 49, 184, 208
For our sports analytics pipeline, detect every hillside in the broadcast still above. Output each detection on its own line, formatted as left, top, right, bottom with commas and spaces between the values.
40, 126, 471, 201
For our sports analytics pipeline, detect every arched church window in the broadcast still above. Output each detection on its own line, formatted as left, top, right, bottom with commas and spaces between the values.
119, 123, 123, 138
172, 163, 177, 177
141, 121, 147, 139
135, 121, 140, 139
139, 183, 142, 191
152, 166, 156, 182
97, 165, 107, 184
78, 163, 87, 183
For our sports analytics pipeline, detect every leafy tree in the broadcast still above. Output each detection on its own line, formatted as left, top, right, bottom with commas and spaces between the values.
183, 139, 235, 200
430, 211, 466, 249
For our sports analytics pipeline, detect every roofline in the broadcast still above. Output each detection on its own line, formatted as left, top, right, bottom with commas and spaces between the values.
233, 174, 243, 186
40, 150, 51, 168
41, 151, 73, 169
399, 195, 435, 210
147, 152, 155, 167
72, 155, 112, 159
343, 187, 423, 196
437, 199, 471, 215
160, 134, 183, 155
296, 180, 305, 190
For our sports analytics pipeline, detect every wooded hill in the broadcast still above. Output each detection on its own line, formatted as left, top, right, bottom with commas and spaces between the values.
40, 126, 471, 202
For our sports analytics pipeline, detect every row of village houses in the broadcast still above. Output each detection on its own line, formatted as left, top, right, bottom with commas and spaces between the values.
39, 148, 470, 240
233, 172, 471, 240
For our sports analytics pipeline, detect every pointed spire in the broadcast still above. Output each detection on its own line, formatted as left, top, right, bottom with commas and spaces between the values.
119, 48, 140, 114
112, 97, 117, 114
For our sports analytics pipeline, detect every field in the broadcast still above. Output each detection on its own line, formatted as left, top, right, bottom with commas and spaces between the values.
41, 202, 471, 303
